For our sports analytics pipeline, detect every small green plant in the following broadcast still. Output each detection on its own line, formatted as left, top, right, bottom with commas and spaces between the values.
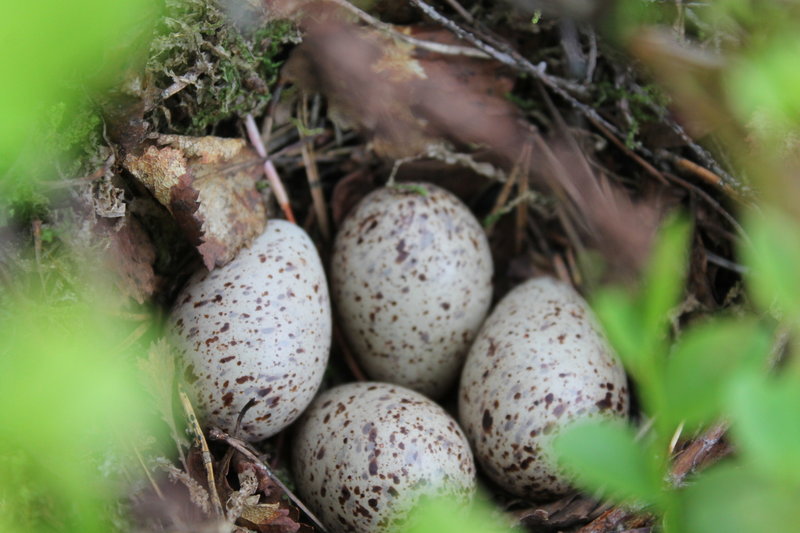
402, 493, 519, 533
553, 211, 798, 532
550, 2, 800, 530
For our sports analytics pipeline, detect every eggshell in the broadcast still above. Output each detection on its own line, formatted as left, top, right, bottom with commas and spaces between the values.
171, 220, 331, 441
458, 277, 629, 498
331, 183, 493, 398
292, 382, 476, 533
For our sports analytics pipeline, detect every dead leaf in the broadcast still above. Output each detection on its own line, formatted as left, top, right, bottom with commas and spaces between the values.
124, 134, 267, 270
241, 502, 282, 524
93, 174, 127, 218
284, 18, 524, 163
233, 457, 305, 533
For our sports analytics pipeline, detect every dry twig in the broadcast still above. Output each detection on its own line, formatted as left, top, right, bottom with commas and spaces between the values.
334, 321, 368, 382
245, 114, 296, 223
299, 94, 331, 242
329, 0, 488, 58
409, 0, 749, 197
180, 388, 225, 518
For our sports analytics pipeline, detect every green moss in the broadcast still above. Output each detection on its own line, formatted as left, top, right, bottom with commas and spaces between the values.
146, 0, 299, 134
505, 90, 543, 113
594, 81, 670, 149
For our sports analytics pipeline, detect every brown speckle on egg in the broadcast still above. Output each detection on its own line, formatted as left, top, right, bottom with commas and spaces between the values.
170, 220, 332, 442
331, 183, 493, 398
293, 382, 476, 533
458, 277, 629, 499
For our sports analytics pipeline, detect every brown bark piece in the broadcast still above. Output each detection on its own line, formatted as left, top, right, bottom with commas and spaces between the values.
124, 134, 266, 270
97, 214, 159, 305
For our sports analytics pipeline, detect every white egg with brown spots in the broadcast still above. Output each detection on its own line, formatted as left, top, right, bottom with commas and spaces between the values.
171, 220, 331, 442
331, 183, 493, 398
292, 382, 476, 533
458, 277, 629, 498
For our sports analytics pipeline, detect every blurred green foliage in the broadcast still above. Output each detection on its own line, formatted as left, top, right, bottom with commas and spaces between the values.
553, 3, 800, 531
0, 268, 156, 533
0, 0, 154, 204
554, 211, 800, 532
727, 36, 800, 144
0, 3, 160, 531
402, 493, 520, 533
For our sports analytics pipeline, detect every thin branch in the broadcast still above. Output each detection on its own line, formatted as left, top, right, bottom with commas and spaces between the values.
299, 94, 331, 242
334, 321, 368, 382
484, 154, 522, 235
329, 0, 489, 58
444, 0, 474, 23
410, 0, 590, 94
664, 171, 749, 244
217, 399, 258, 497
585, 28, 598, 83
132, 443, 165, 501
515, 148, 532, 255
179, 389, 225, 518
260, 82, 285, 149
245, 114, 296, 223
161, 70, 201, 101
410, 0, 751, 197
588, 115, 669, 186
704, 250, 749, 274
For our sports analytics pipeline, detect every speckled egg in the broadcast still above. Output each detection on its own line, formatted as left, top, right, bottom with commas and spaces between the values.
171, 220, 331, 442
458, 277, 629, 499
331, 183, 493, 398
292, 382, 476, 533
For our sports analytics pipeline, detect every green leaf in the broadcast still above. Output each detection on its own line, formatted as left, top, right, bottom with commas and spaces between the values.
591, 214, 690, 378
727, 374, 800, 482
390, 183, 430, 196
727, 34, 800, 144
640, 213, 692, 343
679, 463, 800, 533
663, 318, 772, 429
0, 0, 153, 185
591, 287, 646, 372
554, 420, 663, 504
0, 271, 156, 532
139, 339, 189, 453
402, 493, 519, 533
741, 209, 800, 321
